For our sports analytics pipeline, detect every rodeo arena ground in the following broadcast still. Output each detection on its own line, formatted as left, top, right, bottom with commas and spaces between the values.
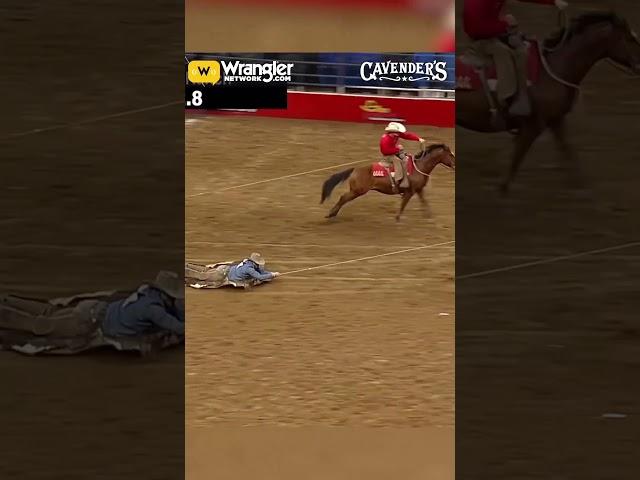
185, 53, 456, 430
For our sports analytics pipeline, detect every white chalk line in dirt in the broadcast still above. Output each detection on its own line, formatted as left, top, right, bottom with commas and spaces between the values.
279, 241, 454, 276
186, 241, 432, 250
3, 101, 182, 140
186, 159, 366, 197
457, 241, 640, 280
0, 243, 181, 254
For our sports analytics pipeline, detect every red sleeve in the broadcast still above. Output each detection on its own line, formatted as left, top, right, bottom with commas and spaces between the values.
399, 132, 421, 142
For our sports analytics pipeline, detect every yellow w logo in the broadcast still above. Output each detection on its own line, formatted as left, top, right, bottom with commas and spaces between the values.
188, 60, 221, 84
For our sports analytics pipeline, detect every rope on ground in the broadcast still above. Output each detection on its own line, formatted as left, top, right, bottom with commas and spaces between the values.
456, 241, 640, 280
279, 240, 454, 276
2, 101, 182, 140
187, 159, 366, 197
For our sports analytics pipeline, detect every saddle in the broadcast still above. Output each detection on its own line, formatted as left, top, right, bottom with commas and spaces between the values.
371, 157, 416, 193
371, 156, 415, 178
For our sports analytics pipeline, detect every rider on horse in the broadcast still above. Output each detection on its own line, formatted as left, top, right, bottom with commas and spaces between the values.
380, 122, 426, 191
463, 0, 568, 116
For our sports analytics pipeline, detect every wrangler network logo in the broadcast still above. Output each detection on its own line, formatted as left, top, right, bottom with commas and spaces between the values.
187, 60, 221, 84
187, 59, 293, 84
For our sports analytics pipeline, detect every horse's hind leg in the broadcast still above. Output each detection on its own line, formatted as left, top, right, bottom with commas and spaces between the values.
326, 190, 362, 218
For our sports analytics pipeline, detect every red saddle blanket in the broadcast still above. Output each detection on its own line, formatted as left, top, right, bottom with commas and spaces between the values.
372, 157, 416, 177
456, 40, 542, 90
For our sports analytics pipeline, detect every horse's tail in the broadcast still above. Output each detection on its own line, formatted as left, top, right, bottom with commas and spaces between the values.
320, 168, 354, 203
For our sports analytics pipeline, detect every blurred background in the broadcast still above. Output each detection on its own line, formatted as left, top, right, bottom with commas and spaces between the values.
186, 0, 454, 52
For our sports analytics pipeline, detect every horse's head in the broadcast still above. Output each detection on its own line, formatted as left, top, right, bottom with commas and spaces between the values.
416, 143, 455, 170
558, 12, 640, 73
604, 13, 640, 73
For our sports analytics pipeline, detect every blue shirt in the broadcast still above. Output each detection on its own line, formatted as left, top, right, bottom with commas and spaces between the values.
102, 285, 184, 337
227, 260, 274, 283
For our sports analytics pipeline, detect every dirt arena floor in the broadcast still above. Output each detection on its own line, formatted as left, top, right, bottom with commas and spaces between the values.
186, 115, 454, 429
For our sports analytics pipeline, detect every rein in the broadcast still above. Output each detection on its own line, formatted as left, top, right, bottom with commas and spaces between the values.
539, 47, 581, 90
412, 155, 431, 177
542, 11, 570, 53
540, 11, 581, 90
605, 58, 640, 76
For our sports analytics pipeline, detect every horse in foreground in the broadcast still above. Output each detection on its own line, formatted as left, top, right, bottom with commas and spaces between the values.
456, 11, 640, 193
320, 144, 455, 221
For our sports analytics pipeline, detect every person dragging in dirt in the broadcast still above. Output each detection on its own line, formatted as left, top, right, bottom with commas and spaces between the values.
227, 252, 280, 284
463, 0, 568, 116
0, 271, 185, 344
101, 271, 185, 337
380, 122, 426, 191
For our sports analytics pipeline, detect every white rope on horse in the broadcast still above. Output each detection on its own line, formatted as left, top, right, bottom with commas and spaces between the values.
539, 10, 581, 90
539, 48, 580, 90
411, 155, 431, 177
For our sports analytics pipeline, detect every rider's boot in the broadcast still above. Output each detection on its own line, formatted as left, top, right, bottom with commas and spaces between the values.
390, 174, 399, 193
399, 168, 410, 189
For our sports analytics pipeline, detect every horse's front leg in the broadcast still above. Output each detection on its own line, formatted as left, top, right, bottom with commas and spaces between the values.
396, 191, 414, 222
501, 123, 542, 195
416, 188, 433, 219
550, 119, 584, 188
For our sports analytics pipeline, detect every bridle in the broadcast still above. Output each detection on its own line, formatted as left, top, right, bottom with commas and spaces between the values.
412, 147, 454, 177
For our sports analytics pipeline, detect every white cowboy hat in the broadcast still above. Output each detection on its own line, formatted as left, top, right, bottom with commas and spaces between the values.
384, 122, 407, 133
152, 270, 185, 299
249, 252, 266, 266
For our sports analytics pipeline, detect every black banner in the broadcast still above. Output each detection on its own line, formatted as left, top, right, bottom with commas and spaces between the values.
185, 84, 287, 110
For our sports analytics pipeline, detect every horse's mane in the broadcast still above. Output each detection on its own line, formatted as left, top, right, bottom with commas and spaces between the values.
416, 143, 447, 159
545, 11, 624, 49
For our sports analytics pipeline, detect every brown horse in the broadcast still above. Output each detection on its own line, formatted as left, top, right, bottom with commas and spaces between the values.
320, 144, 455, 221
457, 11, 640, 194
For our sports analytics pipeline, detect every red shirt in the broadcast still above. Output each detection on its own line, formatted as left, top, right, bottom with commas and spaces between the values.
463, 0, 555, 39
380, 132, 421, 156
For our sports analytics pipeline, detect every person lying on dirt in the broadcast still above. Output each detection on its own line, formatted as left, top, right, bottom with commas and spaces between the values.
226, 253, 280, 283
0, 271, 184, 355
379, 122, 426, 191
101, 270, 185, 338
